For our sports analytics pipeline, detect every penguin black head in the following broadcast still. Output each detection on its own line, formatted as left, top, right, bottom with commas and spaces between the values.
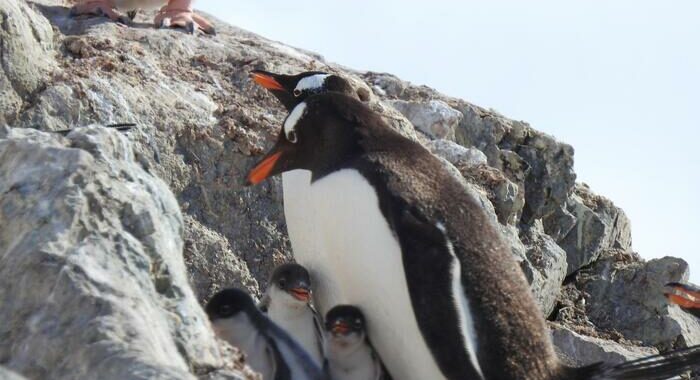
246, 94, 375, 185
205, 288, 257, 321
250, 70, 361, 110
269, 263, 313, 304
325, 305, 366, 342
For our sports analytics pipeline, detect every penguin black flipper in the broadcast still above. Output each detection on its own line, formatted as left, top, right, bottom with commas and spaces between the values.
382, 204, 486, 380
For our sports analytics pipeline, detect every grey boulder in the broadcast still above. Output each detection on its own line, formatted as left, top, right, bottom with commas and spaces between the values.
0, 127, 249, 379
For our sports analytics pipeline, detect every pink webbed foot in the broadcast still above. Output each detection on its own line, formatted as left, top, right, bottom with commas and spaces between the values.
70, 0, 131, 25
154, 0, 216, 35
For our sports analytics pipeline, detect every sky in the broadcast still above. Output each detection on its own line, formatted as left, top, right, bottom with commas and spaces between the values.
199, 1, 700, 282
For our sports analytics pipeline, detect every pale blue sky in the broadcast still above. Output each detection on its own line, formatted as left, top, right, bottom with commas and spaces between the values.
200, 1, 699, 282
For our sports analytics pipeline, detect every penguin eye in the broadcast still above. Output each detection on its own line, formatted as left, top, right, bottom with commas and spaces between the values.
278, 279, 287, 288
286, 129, 298, 143
218, 305, 233, 317
293, 88, 302, 97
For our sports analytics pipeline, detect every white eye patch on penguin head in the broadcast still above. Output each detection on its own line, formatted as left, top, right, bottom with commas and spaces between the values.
293, 74, 331, 97
283, 102, 307, 143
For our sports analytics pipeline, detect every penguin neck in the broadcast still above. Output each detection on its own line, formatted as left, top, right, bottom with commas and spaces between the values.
212, 313, 261, 347
327, 335, 373, 371
267, 287, 310, 318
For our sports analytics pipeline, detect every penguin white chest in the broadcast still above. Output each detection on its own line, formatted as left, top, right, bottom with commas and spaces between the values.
283, 170, 344, 314
308, 169, 445, 380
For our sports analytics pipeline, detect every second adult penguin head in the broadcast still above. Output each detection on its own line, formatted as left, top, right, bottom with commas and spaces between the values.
250, 70, 364, 110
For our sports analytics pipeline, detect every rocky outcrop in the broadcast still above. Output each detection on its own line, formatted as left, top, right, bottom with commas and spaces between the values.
545, 184, 633, 274
0, 0, 696, 377
579, 251, 700, 350
0, 0, 56, 124
0, 127, 248, 379
551, 324, 659, 367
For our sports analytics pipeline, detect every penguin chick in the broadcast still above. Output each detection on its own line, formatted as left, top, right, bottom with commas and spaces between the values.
260, 263, 324, 367
206, 288, 324, 380
323, 305, 387, 380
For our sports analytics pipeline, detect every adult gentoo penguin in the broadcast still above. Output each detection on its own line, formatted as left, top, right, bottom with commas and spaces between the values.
69, 0, 215, 34
206, 288, 324, 380
323, 305, 389, 380
251, 70, 362, 315
246, 92, 700, 380
665, 282, 700, 318
260, 263, 324, 366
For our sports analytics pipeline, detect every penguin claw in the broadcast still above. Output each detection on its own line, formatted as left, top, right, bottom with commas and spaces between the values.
127, 10, 138, 21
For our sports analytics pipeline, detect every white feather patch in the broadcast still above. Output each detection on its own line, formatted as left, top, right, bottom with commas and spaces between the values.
436, 222, 484, 378
284, 102, 307, 137
295, 74, 331, 92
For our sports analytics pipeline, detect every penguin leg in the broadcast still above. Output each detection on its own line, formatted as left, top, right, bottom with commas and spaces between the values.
70, 0, 131, 25
154, 0, 216, 35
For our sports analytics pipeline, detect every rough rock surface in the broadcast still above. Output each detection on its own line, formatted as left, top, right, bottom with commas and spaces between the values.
388, 99, 462, 139
0, 367, 27, 380
551, 324, 659, 367
0, 127, 248, 379
0, 0, 697, 377
545, 184, 633, 274
579, 251, 700, 350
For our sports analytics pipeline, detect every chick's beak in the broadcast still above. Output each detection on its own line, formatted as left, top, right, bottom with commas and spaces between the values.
331, 321, 350, 335
289, 287, 311, 302
251, 71, 285, 91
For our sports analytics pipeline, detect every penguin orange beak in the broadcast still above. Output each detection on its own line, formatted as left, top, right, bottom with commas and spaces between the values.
332, 321, 350, 335
665, 282, 700, 309
289, 287, 311, 302
246, 150, 283, 185
250, 71, 285, 91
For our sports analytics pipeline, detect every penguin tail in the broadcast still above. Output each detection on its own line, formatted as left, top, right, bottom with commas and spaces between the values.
561, 344, 700, 380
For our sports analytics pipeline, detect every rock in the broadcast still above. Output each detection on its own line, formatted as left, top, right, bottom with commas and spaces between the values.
518, 222, 568, 316
0, 367, 27, 380
547, 184, 633, 275
427, 139, 487, 167
388, 99, 462, 140
459, 164, 524, 226
550, 324, 659, 367
0, 127, 250, 379
183, 216, 260, 301
455, 103, 577, 223
580, 253, 700, 350
0, 0, 56, 124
